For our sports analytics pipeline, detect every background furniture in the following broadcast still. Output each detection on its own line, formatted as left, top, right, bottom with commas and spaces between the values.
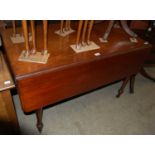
0, 51, 19, 134
130, 20, 155, 82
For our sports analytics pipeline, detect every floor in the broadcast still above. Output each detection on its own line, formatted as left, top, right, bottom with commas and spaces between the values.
13, 67, 155, 135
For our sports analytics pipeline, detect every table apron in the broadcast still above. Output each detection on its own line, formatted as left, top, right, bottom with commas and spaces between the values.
17, 49, 149, 112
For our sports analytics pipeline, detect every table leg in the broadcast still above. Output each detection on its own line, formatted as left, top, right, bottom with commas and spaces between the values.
116, 77, 130, 98
140, 67, 155, 82
36, 108, 43, 133
130, 75, 135, 94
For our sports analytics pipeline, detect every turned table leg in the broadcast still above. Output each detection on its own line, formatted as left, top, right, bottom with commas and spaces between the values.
76, 20, 83, 49
87, 20, 94, 45
130, 75, 135, 94
30, 20, 36, 54
140, 67, 155, 82
42, 20, 48, 55
116, 77, 130, 98
36, 108, 43, 133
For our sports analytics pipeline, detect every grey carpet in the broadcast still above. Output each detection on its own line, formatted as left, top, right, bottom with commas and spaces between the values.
13, 67, 155, 135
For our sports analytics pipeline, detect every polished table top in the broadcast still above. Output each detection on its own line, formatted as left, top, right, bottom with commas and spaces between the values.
1, 21, 151, 80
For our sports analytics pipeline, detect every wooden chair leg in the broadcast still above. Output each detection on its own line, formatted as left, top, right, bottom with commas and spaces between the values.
12, 20, 16, 37
68, 20, 71, 31
121, 20, 137, 37
60, 20, 64, 33
76, 20, 83, 49
116, 77, 130, 98
130, 75, 135, 94
140, 67, 155, 82
81, 20, 88, 46
87, 20, 94, 45
22, 20, 30, 57
102, 20, 115, 41
36, 108, 43, 133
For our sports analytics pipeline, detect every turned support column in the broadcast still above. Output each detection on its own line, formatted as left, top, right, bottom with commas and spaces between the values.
76, 20, 83, 49
120, 21, 137, 37
87, 20, 94, 45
